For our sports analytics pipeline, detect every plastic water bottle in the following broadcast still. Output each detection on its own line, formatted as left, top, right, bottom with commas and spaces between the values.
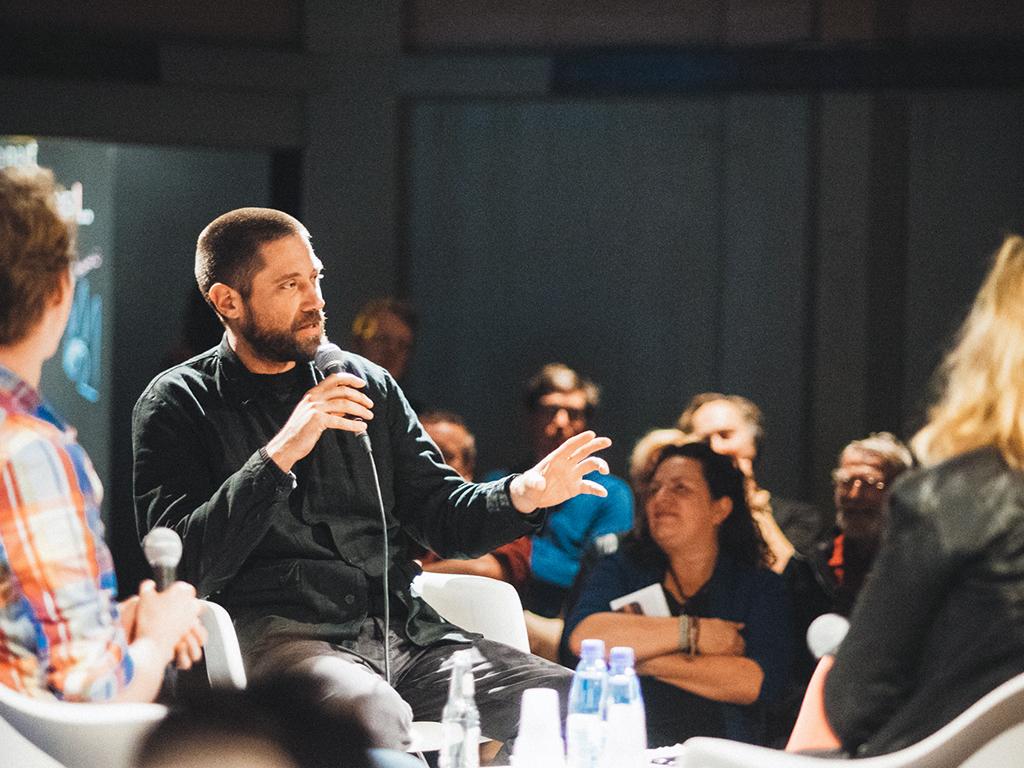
440, 650, 480, 768
602, 646, 646, 768
566, 638, 607, 768
511, 687, 565, 768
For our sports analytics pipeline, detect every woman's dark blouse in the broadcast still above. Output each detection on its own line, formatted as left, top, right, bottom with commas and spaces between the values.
562, 547, 792, 745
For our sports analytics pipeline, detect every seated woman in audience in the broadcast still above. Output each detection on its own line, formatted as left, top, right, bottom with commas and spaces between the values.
823, 234, 1024, 756
563, 440, 791, 746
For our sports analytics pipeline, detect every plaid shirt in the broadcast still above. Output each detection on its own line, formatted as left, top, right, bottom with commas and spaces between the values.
0, 365, 132, 700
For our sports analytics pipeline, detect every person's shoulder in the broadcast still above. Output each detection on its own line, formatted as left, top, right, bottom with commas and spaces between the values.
0, 411, 69, 475
135, 345, 222, 418
893, 446, 1020, 510
142, 345, 220, 395
338, 350, 399, 397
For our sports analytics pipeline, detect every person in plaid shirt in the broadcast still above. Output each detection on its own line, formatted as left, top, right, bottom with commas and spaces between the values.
0, 165, 204, 702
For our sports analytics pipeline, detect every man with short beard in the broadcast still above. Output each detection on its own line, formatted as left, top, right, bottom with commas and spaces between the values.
132, 207, 611, 752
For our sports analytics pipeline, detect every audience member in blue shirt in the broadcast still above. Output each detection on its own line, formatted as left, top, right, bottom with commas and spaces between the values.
487, 363, 633, 617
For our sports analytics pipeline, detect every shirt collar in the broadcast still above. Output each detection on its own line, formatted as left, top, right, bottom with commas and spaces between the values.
0, 364, 44, 411
0, 364, 69, 432
215, 335, 318, 396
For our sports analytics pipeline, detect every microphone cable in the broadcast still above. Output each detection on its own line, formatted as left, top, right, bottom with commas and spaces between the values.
310, 349, 392, 685
358, 430, 392, 686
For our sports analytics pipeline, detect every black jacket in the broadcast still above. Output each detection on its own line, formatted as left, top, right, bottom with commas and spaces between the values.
132, 338, 539, 650
825, 446, 1024, 755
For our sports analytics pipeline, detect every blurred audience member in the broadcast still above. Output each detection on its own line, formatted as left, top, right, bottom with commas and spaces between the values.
678, 393, 826, 570
824, 235, 1024, 756
490, 363, 633, 618
773, 432, 912, 745
562, 427, 690, 620
137, 672, 421, 768
811, 432, 912, 616
421, 409, 477, 482
417, 410, 531, 592
563, 441, 791, 746
351, 297, 416, 383
0, 166, 204, 703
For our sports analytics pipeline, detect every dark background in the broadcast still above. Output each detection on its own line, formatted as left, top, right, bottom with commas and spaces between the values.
3, 0, 1023, 591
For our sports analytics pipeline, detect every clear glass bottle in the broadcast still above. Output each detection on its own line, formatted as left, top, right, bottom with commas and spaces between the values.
440, 650, 480, 768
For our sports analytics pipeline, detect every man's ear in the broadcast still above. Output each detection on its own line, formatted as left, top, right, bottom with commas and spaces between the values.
48, 269, 73, 307
207, 283, 242, 320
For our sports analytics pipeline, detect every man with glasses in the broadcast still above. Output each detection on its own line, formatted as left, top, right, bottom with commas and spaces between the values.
813, 432, 913, 616
491, 363, 633, 619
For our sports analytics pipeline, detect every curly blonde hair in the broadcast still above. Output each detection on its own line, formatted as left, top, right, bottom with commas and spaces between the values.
912, 235, 1024, 468
0, 166, 74, 345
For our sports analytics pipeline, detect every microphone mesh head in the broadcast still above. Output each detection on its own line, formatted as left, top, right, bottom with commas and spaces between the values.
314, 342, 345, 375
143, 527, 183, 568
807, 612, 850, 658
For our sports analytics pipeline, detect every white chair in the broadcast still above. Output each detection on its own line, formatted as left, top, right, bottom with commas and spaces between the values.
0, 714, 67, 767
675, 670, 1024, 768
407, 572, 531, 761
199, 599, 248, 689
0, 681, 167, 768
411, 572, 530, 652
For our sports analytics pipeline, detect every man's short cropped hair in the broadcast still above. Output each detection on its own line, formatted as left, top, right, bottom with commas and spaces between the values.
524, 363, 601, 413
841, 431, 914, 479
0, 166, 75, 345
195, 207, 309, 305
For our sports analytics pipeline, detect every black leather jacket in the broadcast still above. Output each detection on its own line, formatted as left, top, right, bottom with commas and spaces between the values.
825, 446, 1024, 755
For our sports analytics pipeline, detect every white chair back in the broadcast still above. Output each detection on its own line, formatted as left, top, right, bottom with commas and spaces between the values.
0, 714, 67, 767
412, 572, 530, 652
0, 682, 166, 768
676, 669, 1024, 768
199, 599, 248, 689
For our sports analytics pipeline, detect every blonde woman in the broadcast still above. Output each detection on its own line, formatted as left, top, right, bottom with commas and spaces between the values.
823, 235, 1024, 756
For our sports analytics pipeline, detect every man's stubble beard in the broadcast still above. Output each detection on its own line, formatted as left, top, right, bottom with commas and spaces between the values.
238, 308, 326, 364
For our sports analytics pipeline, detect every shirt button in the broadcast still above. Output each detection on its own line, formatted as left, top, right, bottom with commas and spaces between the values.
344, 594, 356, 605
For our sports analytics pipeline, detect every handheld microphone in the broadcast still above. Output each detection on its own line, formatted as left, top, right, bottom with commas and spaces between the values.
142, 527, 183, 592
807, 613, 850, 659
315, 342, 372, 450
313, 341, 347, 377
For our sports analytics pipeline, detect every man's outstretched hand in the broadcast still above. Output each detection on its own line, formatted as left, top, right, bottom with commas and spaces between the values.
510, 430, 612, 514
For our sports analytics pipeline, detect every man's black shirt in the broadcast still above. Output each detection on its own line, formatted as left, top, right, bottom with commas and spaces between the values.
132, 337, 540, 652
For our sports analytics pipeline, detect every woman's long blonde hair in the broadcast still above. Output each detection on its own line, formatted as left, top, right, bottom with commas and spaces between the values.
912, 235, 1024, 468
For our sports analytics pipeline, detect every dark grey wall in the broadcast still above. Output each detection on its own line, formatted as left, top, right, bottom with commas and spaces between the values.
406, 86, 1024, 508
405, 96, 811, 496
35, 139, 118, 488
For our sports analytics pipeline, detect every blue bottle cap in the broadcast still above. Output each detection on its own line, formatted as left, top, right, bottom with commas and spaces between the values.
579, 638, 605, 661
